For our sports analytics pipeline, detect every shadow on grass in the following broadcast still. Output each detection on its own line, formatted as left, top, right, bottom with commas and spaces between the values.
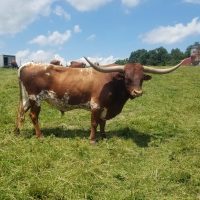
108, 127, 151, 147
24, 127, 152, 147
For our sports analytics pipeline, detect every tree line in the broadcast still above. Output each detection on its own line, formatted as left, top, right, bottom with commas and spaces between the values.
115, 42, 200, 66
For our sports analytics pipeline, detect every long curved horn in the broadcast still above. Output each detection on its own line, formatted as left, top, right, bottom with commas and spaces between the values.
84, 57, 125, 72
143, 58, 189, 74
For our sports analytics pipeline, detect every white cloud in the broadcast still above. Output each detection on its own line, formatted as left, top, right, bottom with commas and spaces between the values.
16, 49, 117, 67
53, 5, 71, 20
16, 49, 66, 65
96, 55, 118, 64
65, 0, 112, 11
87, 34, 96, 41
74, 25, 82, 33
121, 0, 141, 7
16, 49, 54, 64
54, 54, 66, 65
0, 0, 53, 35
0, 0, 143, 35
29, 30, 72, 46
141, 17, 200, 44
78, 55, 118, 65
16, 49, 30, 63
184, 0, 200, 4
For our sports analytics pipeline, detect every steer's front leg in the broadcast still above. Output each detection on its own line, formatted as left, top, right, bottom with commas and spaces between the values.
99, 119, 106, 139
90, 109, 101, 144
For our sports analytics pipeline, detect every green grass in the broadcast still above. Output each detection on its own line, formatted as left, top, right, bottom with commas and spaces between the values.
0, 67, 200, 200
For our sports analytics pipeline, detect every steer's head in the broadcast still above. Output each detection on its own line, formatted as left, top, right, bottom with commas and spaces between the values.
123, 63, 151, 98
84, 57, 188, 98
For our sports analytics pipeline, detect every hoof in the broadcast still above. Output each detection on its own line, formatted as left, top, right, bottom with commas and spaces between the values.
36, 134, 44, 139
90, 140, 96, 145
101, 133, 107, 139
14, 128, 20, 135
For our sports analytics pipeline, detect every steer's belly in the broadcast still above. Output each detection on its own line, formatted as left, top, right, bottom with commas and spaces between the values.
45, 98, 91, 111
29, 90, 91, 112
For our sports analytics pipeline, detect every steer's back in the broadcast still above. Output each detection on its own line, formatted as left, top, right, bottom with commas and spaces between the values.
19, 63, 94, 94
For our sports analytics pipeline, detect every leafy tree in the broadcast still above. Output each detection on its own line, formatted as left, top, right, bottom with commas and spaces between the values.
185, 44, 193, 57
125, 42, 200, 66
129, 47, 169, 66
185, 42, 200, 57
146, 49, 158, 66
154, 47, 169, 66
129, 49, 149, 64
115, 58, 128, 65
146, 47, 169, 66
168, 48, 185, 65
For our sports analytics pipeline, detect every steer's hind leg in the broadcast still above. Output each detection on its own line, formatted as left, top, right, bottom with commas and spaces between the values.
14, 101, 30, 135
29, 101, 42, 138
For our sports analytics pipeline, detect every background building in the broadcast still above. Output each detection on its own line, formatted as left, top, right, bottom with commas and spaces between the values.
191, 45, 200, 65
0, 54, 16, 67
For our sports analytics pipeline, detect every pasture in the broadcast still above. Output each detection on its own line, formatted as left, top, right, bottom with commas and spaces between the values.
0, 67, 200, 200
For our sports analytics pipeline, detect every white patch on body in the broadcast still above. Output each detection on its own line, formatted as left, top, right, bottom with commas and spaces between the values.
100, 108, 107, 120
90, 98, 100, 110
27, 90, 91, 112
45, 72, 50, 76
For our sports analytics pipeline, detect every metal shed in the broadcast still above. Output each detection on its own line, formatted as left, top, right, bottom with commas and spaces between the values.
0, 54, 16, 67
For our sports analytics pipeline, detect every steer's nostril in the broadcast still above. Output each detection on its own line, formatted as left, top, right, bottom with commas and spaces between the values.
134, 89, 143, 95
131, 89, 143, 97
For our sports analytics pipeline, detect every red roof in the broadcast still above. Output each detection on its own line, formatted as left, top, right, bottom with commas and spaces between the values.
182, 57, 192, 66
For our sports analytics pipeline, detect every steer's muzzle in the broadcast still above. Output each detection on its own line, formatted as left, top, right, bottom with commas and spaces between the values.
131, 89, 143, 98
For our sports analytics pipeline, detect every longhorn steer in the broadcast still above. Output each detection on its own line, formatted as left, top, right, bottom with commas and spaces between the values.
69, 61, 86, 68
50, 59, 62, 66
15, 58, 188, 143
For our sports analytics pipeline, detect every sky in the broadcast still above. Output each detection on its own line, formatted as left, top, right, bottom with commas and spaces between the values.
0, 0, 200, 65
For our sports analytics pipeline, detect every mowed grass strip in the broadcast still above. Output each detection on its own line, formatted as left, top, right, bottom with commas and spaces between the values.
0, 67, 200, 200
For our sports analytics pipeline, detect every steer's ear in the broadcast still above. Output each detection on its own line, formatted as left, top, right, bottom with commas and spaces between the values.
144, 74, 152, 81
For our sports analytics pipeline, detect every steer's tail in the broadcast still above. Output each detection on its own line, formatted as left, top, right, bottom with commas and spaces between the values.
14, 67, 30, 134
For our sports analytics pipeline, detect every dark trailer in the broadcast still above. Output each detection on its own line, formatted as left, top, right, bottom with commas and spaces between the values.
0, 54, 17, 67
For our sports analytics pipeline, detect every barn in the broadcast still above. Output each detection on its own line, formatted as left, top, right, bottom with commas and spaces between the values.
0, 54, 16, 67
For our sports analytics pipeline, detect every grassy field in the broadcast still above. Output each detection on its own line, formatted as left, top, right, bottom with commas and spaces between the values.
0, 66, 200, 200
